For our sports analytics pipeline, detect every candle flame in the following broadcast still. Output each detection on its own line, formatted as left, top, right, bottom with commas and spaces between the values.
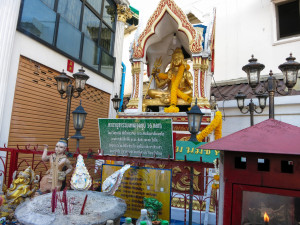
264, 212, 269, 222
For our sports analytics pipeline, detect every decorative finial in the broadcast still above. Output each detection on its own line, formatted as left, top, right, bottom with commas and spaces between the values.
269, 70, 273, 76
249, 55, 257, 63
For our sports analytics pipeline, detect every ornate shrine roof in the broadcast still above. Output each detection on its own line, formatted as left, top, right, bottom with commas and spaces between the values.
201, 119, 300, 155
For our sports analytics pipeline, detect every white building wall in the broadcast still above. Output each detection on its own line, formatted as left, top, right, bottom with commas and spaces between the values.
0, 31, 115, 147
218, 95, 300, 137
214, 0, 300, 81
0, 0, 21, 148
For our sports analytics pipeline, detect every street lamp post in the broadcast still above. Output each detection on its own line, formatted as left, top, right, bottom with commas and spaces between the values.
186, 99, 205, 142
209, 94, 217, 110
186, 99, 204, 225
111, 93, 121, 112
235, 91, 268, 126
71, 101, 87, 150
236, 54, 300, 123
55, 68, 89, 143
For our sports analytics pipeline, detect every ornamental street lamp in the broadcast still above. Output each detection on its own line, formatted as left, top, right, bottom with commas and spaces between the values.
71, 101, 87, 150
242, 55, 265, 90
55, 68, 89, 143
186, 99, 205, 142
111, 93, 121, 112
186, 100, 204, 225
209, 94, 217, 110
235, 91, 268, 126
237, 54, 300, 123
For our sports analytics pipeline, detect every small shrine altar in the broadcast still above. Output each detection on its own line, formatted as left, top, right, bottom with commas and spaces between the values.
15, 191, 127, 225
122, 0, 216, 138
202, 119, 300, 225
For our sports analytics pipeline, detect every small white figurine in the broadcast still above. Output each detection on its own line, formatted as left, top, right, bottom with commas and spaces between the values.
70, 154, 92, 191
102, 164, 130, 195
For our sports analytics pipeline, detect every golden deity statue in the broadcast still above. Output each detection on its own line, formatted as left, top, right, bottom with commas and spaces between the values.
0, 166, 40, 219
40, 139, 73, 193
143, 48, 193, 112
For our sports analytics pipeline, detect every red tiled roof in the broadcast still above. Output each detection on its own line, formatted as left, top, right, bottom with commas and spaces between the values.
211, 77, 300, 101
201, 119, 300, 155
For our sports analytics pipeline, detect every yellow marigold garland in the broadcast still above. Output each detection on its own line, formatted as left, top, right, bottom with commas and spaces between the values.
196, 111, 222, 142
164, 64, 192, 113
214, 116, 222, 140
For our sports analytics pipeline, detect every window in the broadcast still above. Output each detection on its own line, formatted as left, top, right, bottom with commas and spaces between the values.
235, 156, 247, 169
242, 191, 300, 224
57, 0, 82, 29
56, 17, 81, 58
82, 6, 100, 42
257, 158, 270, 171
276, 0, 300, 39
281, 160, 294, 173
18, 0, 116, 80
19, 0, 56, 44
101, 51, 114, 79
103, 0, 116, 29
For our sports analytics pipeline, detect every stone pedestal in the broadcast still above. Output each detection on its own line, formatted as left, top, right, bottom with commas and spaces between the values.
15, 191, 127, 225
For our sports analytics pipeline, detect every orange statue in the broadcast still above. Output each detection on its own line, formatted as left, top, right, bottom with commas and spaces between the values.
40, 139, 72, 193
144, 48, 193, 112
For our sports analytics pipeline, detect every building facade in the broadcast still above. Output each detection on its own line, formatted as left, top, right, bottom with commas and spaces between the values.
0, 0, 131, 151
123, 0, 300, 135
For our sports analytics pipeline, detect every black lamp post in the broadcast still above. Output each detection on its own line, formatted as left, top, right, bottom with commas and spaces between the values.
55, 68, 89, 143
235, 91, 268, 126
71, 101, 87, 150
209, 94, 217, 110
186, 101, 204, 225
186, 99, 205, 142
111, 93, 121, 112
237, 54, 300, 123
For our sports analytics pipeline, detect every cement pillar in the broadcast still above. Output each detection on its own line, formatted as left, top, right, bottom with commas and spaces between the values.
0, 0, 21, 146
109, 4, 132, 118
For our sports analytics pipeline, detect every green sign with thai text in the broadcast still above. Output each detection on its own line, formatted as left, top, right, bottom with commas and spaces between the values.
175, 141, 219, 162
98, 118, 173, 159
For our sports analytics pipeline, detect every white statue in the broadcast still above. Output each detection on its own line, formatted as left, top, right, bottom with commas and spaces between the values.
102, 164, 130, 195
70, 154, 92, 191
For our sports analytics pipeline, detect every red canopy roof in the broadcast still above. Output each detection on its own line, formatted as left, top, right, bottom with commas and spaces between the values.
201, 119, 300, 155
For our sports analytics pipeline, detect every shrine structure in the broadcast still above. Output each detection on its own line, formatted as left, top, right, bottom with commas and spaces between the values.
120, 0, 216, 140
202, 119, 300, 225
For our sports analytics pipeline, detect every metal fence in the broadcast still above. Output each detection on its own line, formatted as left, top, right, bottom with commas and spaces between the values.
0, 145, 218, 225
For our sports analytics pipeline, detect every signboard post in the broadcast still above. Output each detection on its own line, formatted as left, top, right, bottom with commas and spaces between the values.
102, 165, 172, 220
98, 118, 173, 159
176, 141, 220, 162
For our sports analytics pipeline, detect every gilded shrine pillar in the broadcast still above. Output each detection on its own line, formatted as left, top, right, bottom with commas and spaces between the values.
110, 4, 132, 117
192, 56, 210, 108
125, 61, 144, 112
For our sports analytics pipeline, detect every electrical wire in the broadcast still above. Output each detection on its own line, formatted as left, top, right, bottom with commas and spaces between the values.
211, 73, 229, 121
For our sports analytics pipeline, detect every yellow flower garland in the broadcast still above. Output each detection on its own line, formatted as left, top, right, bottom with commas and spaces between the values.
163, 64, 192, 113
196, 111, 222, 142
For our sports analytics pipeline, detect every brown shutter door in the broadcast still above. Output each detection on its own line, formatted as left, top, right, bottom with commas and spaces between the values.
8, 56, 110, 153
